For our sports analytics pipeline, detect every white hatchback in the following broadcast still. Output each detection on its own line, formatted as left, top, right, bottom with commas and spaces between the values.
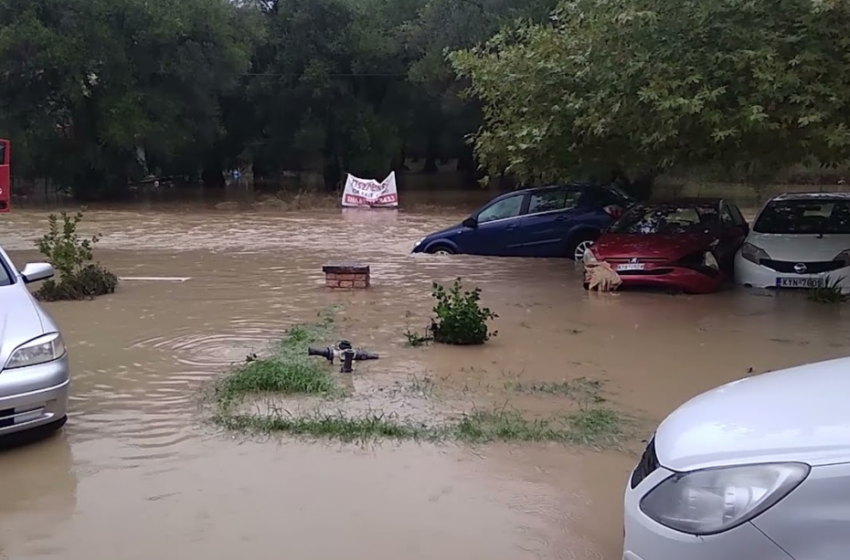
735, 192, 850, 292
623, 357, 850, 560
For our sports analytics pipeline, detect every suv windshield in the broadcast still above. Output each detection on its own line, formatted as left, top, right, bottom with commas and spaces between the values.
610, 204, 718, 235
754, 198, 850, 235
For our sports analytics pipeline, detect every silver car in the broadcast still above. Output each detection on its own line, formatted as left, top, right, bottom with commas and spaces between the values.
0, 244, 69, 437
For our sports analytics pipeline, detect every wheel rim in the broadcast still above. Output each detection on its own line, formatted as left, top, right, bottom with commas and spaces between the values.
434, 249, 452, 255
574, 240, 594, 260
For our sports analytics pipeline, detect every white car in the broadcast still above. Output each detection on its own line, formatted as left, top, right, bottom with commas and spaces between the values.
735, 192, 850, 291
623, 357, 850, 560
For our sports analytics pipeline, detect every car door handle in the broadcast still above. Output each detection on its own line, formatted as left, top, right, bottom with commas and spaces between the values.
505, 224, 518, 230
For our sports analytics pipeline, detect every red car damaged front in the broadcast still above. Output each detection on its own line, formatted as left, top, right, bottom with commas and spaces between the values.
582, 201, 734, 294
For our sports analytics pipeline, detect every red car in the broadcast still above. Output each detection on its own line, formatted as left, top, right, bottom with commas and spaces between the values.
582, 198, 749, 294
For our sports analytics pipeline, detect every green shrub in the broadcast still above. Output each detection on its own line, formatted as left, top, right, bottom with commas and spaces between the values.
33, 210, 118, 301
808, 277, 848, 304
429, 278, 498, 345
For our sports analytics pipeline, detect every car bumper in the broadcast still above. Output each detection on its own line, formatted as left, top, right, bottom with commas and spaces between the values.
0, 354, 70, 437
734, 254, 850, 292
624, 467, 794, 560
615, 266, 724, 294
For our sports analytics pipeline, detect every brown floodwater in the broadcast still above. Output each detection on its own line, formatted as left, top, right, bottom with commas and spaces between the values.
2, 201, 850, 559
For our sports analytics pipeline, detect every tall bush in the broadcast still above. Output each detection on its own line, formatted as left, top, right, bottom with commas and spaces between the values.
34, 210, 118, 301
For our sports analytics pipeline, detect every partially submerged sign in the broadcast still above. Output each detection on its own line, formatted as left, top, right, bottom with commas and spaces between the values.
341, 172, 399, 208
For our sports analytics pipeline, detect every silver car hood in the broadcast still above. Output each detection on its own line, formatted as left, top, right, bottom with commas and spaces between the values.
0, 282, 48, 370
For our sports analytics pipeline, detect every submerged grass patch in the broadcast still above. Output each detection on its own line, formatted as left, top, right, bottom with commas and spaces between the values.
214, 406, 628, 447
507, 377, 607, 404
215, 411, 433, 441
210, 308, 631, 447
213, 311, 339, 409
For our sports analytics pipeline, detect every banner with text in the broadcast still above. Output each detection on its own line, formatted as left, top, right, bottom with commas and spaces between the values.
341, 172, 399, 208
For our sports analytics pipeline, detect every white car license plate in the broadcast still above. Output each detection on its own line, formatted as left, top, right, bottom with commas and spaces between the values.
775, 277, 824, 289
616, 263, 645, 271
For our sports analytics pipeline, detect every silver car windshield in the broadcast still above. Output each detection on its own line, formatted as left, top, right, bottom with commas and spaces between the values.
0, 254, 14, 286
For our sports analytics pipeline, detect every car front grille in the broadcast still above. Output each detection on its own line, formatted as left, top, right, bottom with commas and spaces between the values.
760, 259, 844, 274
618, 268, 674, 276
606, 257, 668, 264
630, 437, 659, 489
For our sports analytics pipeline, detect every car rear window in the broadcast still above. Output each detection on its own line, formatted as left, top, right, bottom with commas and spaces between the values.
610, 204, 718, 234
578, 185, 634, 208
754, 198, 850, 234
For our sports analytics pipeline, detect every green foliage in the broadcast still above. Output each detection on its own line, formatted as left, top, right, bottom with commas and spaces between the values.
808, 277, 849, 304
0, 0, 257, 197
0, 0, 560, 196
403, 328, 432, 347
451, 0, 850, 184
430, 278, 498, 345
216, 407, 626, 446
36, 211, 99, 278
34, 210, 117, 301
12, 0, 849, 193
214, 311, 339, 409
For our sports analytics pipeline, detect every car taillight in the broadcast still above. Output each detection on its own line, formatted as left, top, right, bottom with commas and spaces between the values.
603, 205, 624, 219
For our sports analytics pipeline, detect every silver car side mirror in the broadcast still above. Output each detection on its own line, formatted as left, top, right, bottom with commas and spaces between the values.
20, 262, 55, 284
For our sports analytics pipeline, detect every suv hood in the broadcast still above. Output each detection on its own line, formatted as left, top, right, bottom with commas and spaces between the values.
747, 231, 850, 262
656, 357, 850, 471
0, 284, 47, 370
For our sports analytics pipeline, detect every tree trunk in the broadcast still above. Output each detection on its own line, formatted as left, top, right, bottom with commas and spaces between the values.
202, 163, 225, 188
422, 135, 439, 174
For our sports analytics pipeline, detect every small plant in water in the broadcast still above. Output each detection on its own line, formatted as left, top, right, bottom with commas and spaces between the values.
808, 277, 848, 304
34, 209, 118, 302
402, 310, 433, 347
403, 328, 432, 347
429, 278, 498, 345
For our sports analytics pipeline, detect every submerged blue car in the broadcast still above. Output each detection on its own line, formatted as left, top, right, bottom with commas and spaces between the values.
412, 183, 635, 259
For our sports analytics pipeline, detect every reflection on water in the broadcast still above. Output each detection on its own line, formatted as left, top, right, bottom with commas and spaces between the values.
1, 206, 850, 559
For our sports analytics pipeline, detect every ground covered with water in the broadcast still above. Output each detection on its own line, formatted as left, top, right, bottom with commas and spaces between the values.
2, 205, 850, 559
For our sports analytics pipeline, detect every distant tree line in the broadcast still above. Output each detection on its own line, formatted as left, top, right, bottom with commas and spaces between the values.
1, 0, 848, 200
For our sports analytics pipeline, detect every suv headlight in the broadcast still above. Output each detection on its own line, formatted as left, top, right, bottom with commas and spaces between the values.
741, 242, 770, 264
4, 333, 66, 369
639, 462, 809, 535
834, 249, 850, 267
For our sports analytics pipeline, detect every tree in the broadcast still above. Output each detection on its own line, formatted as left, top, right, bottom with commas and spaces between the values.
402, 0, 558, 179
241, 0, 412, 189
0, 0, 256, 198
451, 0, 850, 190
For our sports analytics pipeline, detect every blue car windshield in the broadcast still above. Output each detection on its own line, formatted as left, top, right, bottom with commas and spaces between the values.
610, 205, 718, 235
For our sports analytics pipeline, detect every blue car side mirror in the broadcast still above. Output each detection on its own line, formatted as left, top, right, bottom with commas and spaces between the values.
462, 217, 478, 229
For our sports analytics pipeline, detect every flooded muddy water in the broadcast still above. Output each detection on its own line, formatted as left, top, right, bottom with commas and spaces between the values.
2, 204, 850, 559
